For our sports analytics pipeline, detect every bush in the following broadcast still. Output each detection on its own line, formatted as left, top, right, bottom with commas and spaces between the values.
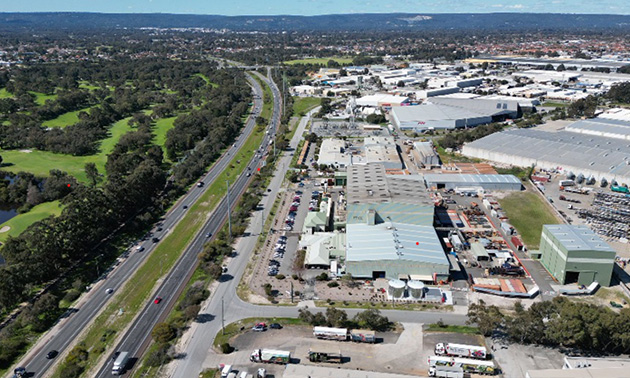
152, 322, 176, 344
145, 343, 171, 367
275, 274, 285, 280
220, 343, 234, 354
327, 281, 339, 288
291, 274, 299, 280
315, 272, 329, 281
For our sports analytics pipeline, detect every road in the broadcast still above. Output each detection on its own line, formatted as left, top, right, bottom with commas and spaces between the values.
15, 73, 265, 378
172, 101, 469, 377
90, 71, 282, 377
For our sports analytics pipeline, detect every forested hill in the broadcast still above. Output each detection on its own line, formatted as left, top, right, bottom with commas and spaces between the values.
0, 12, 630, 32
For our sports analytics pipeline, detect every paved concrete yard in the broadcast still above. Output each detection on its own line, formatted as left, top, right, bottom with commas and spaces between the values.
488, 338, 565, 378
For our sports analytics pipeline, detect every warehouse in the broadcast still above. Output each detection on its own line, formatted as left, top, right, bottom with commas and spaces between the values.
390, 98, 520, 131
565, 117, 630, 141
462, 128, 630, 186
539, 225, 615, 286
423, 173, 522, 191
345, 164, 451, 281
412, 141, 441, 168
356, 93, 410, 108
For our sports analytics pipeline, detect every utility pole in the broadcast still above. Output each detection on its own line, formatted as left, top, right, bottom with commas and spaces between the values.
290, 281, 294, 303
221, 296, 225, 335
226, 180, 232, 240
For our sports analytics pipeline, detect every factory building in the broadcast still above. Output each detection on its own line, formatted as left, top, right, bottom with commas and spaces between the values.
539, 225, 615, 286
390, 98, 520, 131
345, 164, 451, 282
412, 141, 441, 168
462, 128, 630, 186
423, 174, 522, 191
317, 137, 402, 170
565, 117, 630, 141
356, 93, 410, 108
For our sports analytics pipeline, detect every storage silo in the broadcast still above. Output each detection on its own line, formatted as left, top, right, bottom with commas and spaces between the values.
387, 279, 406, 299
407, 280, 425, 300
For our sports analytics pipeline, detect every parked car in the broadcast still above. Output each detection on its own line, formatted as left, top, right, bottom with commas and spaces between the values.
106, 288, 114, 294
269, 323, 283, 329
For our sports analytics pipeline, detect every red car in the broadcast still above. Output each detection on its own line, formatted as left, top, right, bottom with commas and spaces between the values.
154, 296, 162, 304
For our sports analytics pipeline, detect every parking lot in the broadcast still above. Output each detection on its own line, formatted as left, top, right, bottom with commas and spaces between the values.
204, 322, 504, 377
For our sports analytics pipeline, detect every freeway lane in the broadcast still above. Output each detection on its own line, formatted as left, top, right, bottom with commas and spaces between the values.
16, 73, 264, 378
92, 72, 282, 377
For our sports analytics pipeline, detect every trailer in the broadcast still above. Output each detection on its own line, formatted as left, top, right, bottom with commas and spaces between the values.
313, 326, 349, 341
429, 366, 465, 378
349, 329, 376, 343
612, 185, 630, 194
428, 356, 496, 375
435, 343, 487, 359
250, 349, 291, 364
308, 350, 343, 363
112, 351, 130, 375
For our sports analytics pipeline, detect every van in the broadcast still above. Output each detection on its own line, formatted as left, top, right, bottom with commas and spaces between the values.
221, 365, 233, 378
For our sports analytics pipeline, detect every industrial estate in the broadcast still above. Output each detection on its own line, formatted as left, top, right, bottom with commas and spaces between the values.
2, 9, 630, 378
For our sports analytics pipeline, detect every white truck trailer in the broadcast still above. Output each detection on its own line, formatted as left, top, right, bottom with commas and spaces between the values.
313, 326, 349, 341
435, 342, 487, 359
112, 351, 130, 375
428, 356, 496, 375
250, 349, 291, 364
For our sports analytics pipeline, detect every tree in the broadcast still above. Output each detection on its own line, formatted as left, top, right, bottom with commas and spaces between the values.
466, 300, 503, 336
620, 65, 630, 74
84, 163, 100, 186
353, 309, 391, 331
325, 307, 348, 328
152, 322, 176, 344
556, 64, 566, 72
607, 82, 630, 104
0, 154, 3, 166
396, 80, 405, 88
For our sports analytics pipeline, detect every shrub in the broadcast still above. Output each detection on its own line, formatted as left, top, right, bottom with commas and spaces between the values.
220, 343, 234, 354
327, 281, 339, 288
275, 274, 285, 280
316, 272, 329, 281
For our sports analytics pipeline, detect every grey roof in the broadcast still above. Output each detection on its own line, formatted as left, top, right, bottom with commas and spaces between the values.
423, 173, 521, 185
347, 164, 432, 205
427, 97, 519, 116
544, 225, 614, 252
566, 118, 630, 140
463, 128, 630, 179
481, 55, 630, 70
392, 98, 518, 123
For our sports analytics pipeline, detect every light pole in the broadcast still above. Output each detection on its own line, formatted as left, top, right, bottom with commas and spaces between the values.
221, 296, 225, 335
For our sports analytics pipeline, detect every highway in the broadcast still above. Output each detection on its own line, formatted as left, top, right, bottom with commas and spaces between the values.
172, 87, 469, 377
14, 72, 266, 378
89, 70, 283, 377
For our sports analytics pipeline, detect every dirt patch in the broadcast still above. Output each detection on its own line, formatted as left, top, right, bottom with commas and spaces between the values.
0, 226, 10, 233
18, 149, 32, 153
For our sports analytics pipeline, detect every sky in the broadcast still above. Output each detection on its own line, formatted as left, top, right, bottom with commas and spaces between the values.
1, 0, 629, 15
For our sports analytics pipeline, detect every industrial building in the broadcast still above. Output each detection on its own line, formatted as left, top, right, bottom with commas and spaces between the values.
539, 225, 615, 286
423, 174, 522, 191
356, 93, 410, 108
390, 98, 520, 131
363, 136, 403, 169
345, 164, 451, 282
317, 138, 352, 168
462, 128, 630, 186
412, 141, 441, 168
565, 117, 630, 141
300, 232, 346, 269
317, 137, 402, 170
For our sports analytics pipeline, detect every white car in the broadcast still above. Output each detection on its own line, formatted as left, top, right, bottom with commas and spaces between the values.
105, 288, 114, 294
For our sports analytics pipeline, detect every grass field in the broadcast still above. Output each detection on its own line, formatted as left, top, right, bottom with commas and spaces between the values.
0, 88, 13, 99
30, 91, 57, 106
42, 107, 96, 128
425, 324, 480, 334
542, 101, 568, 108
152, 116, 177, 156
194, 73, 219, 88
292, 97, 320, 116
284, 57, 353, 65
78, 81, 101, 91
0, 117, 134, 182
51, 87, 267, 378
498, 191, 562, 249
0, 201, 64, 243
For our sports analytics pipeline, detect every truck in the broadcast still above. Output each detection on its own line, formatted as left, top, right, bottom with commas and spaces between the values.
349, 329, 376, 343
612, 185, 630, 194
250, 349, 291, 364
428, 366, 464, 378
428, 356, 496, 375
308, 350, 343, 363
435, 343, 487, 359
313, 326, 349, 341
112, 351, 130, 375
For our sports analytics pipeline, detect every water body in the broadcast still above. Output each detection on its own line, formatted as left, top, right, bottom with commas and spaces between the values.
0, 207, 17, 226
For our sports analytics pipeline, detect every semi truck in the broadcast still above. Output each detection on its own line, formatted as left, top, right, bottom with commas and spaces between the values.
112, 351, 130, 375
313, 326, 349, 341
350, 329, 376, 343
435, 343, 487, 359
428, 366, 464, 378
308, 350, 343, 363
250, 349, 291, 364
428, 356, 496, 375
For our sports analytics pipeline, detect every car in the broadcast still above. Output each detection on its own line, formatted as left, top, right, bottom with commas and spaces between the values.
152, 237, 160, 243
284, 225, 293, 231
269, 323, 283, 329
154, 296, 162, 304
222, 265, 228, 273
206, 232, 213, 238
267, 188, 272, 192
252, 323, 267, 332
246, 173, 251, 177
233, 143, 236, 148
156, 226, 163, 232
295, 190, 303, 195
106, 288, 114, 294
183, 204, 189, 209
298, 182, 305, 187
197, 182, 204, 187
46, 350, 58, 359
135, 245, 145, 252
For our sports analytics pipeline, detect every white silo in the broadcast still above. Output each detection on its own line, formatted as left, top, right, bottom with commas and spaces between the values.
407, 280, 425, 300
388, 279, 406, 299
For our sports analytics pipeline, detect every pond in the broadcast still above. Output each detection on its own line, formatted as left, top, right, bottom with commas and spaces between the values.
0, 207, 18, 226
